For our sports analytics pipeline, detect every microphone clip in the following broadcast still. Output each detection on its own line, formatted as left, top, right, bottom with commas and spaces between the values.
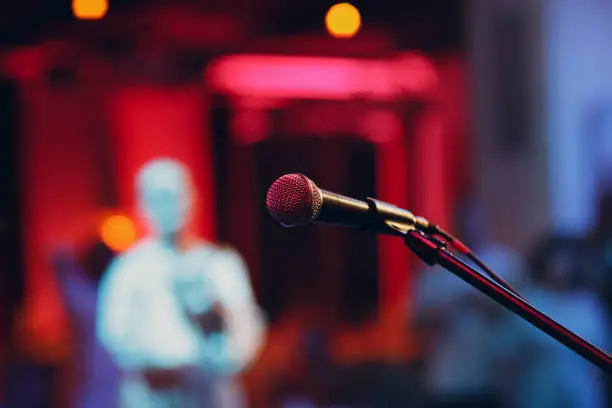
365, 197, 421, 236
402, 229, 447, 266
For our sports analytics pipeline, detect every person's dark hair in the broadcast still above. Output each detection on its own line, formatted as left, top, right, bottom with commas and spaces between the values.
528, 234, 586, 288
80, 240, 115, 283
594, 193, 612, 241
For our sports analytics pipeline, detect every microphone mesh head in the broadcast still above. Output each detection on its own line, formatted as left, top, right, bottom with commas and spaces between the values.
266, 174, 323, 227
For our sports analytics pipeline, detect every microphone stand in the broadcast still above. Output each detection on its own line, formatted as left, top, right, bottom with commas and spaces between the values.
395, 225, 612, 373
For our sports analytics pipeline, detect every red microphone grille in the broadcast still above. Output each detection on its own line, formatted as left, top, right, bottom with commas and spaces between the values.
266, 174, 323, 227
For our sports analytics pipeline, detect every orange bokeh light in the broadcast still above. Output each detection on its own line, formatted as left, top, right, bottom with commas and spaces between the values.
99, 214, 136, 252
72, 0, 108, 20
325, 2, 361, 38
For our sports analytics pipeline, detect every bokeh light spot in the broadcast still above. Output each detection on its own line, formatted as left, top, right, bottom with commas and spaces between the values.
72, 0, 108, 20
100, 214, 136, 252
325, 3, 361, 38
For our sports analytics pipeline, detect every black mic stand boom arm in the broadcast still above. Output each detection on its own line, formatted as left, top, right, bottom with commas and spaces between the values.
365, 198, 612, 373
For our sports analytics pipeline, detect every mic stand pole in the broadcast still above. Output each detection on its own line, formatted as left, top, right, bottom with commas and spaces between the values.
400, 226, 612, 373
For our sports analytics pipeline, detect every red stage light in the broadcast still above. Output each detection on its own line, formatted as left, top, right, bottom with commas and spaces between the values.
206, 54, 438, 100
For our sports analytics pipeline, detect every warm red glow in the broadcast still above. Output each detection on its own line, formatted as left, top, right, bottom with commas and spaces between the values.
232, 108, 270, 145
108, 87, 215, 240
100, 214, 137, 252
72, 0, 108, 19
394, 54, 440, 96
21, 85, 110, 357
376, 118, 413, 359
376, 128, 410, 315
414, 111, 449, 229
206, 54, 438, 100
359, 110, 403, 143
2, 47, 46, 82
325, 3, 361, 38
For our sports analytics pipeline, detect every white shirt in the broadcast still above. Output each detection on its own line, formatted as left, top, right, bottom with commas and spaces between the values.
97, 239, 266, 408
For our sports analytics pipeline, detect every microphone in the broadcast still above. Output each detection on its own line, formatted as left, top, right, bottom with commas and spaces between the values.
265, 173, 431, 235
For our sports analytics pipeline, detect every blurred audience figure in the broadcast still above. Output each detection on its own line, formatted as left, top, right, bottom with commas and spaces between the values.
413, 242, 526, 408
97, 158, 266, 408
510, 235, 609, 408
590, 194, 612, 406
52, 241, 119, 408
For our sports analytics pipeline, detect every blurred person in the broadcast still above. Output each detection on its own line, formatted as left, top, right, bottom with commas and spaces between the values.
53, 241, 119, 408
97, 158, 266, 408
509, 236, 609, 408
413, 242, 527, 408
591, 195, 612, 407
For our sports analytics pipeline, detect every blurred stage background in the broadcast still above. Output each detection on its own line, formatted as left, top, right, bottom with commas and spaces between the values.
1, 0, 612, 407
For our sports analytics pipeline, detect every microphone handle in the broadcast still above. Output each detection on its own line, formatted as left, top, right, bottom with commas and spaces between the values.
314, 191, 420, 235
315, 189, 371, 228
